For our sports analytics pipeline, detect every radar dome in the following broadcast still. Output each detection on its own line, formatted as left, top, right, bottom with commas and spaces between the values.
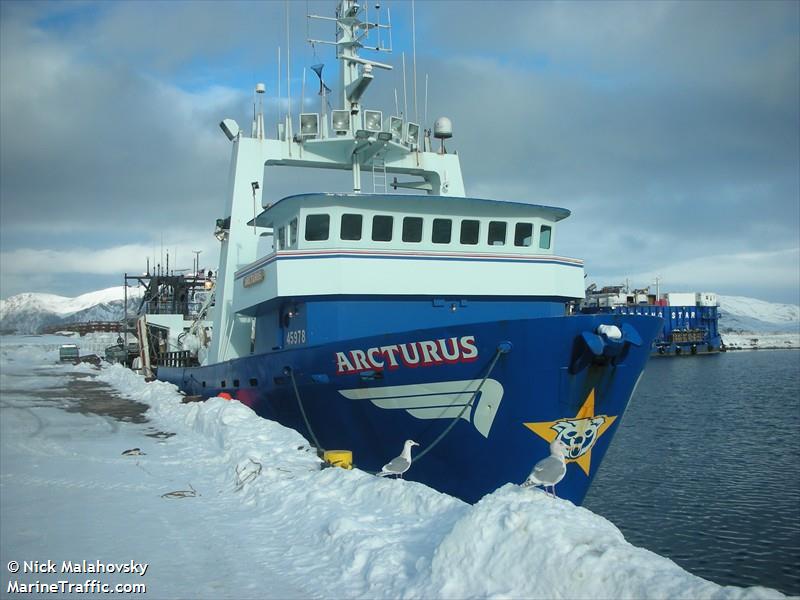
433, 117, 453, 139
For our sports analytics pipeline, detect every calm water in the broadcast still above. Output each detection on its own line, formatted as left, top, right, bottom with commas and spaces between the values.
584, 350, 800, 596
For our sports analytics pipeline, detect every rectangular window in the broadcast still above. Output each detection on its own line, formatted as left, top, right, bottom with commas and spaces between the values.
402, 216, 423, 242
341, 213, 363, 240
277, 226, 286, 250
514, 223, 533, 247
539, 225, 552, 249
460, 220, 480, 245
372, 215, 393, 241
289, 218, 298, 246
305, 214, 330, 241
432, 218, 452, 244
488, 221, 506, 246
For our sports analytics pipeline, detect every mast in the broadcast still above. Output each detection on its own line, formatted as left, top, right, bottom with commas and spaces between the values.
209, 0, 466, 363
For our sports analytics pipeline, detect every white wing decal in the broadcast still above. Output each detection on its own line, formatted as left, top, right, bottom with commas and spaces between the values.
339, 379, 504, 438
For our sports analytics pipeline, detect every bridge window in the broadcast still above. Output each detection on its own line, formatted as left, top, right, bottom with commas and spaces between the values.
432, 218, 452, 244
539, 225, 552, 249
289, 218, 298, 246
488, 221, 506, 246
460, 220, 480, 245
514, 223, 533, 247
277, 226, 287, 250
305, 214, 330, 241
372, 215, 393, 241
341, 213, 363, 240
402, 216, 423, 242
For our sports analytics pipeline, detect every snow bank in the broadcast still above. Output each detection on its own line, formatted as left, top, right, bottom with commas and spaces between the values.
87, 361, 783, 599
419, 486, 781, 599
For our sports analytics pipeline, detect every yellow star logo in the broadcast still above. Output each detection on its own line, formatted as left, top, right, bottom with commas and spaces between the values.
523, 389, 617, 476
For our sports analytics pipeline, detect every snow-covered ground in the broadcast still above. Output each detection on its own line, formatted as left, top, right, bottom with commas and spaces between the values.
0, 335, 785, 599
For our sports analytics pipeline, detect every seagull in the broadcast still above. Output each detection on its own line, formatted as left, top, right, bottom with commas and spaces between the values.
522, 439, 569, 497
377, 440, 419, 478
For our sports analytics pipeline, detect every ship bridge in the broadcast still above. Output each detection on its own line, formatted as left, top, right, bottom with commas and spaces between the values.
231, 193, 585, 317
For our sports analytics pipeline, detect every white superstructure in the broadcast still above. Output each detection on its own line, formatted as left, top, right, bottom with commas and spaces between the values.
207, 1, 582, 364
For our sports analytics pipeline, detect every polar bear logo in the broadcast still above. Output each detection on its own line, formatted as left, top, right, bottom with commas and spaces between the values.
552, 416, 607, 460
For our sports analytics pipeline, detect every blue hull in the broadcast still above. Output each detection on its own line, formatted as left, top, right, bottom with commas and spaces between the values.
158, 313, 661, 504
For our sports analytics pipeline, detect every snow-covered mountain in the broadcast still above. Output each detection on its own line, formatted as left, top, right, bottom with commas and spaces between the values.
0, 286, 144, 334
1, 287, 797, 343
718, 296, 799, 333
716, 295, 799, 350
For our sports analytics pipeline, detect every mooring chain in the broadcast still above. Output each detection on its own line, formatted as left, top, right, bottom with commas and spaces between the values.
287, 366, 325, 454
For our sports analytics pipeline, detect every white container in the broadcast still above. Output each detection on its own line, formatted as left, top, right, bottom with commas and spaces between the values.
666, 292, 696, 306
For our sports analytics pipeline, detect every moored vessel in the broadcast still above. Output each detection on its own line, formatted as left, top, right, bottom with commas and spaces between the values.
584, 285, 723, 356
153, 0, 661, 505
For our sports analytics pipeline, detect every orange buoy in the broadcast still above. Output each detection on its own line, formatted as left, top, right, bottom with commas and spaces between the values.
218, 392, 233, 401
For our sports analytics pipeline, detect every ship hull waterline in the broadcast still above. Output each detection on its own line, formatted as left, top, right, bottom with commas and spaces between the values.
157, 313, 662, 505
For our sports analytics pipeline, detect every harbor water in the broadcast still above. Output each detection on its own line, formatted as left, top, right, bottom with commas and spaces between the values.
584, 349, 800, 596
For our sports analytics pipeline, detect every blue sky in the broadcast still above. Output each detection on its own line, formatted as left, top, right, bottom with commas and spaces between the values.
1, 0, 798, 304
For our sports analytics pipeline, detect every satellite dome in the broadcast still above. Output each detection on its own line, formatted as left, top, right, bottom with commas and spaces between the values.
433, 117, 453, 139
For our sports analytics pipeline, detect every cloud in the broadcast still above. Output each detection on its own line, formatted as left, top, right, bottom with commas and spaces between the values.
0, 0, 798, 304
2, 243, 206, 276
593, 247, 800, 303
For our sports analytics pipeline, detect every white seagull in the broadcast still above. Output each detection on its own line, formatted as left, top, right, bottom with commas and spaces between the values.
522, 439, 569, 497
377, 440, 419, 478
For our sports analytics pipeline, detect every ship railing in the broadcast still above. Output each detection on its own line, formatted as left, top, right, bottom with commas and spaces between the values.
141, 300, 206, 317
157, 350, 199, 368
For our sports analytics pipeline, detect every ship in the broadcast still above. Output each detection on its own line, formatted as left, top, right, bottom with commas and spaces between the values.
110, 259, 215, 371
583, 285, 724, 356
152, 0, 662, 505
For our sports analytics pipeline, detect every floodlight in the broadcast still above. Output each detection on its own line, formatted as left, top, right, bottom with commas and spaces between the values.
332, 110, 351, 135
364, 110, 382, 133
390, 116, 403, 139
406, 122, 420, 146
300, 113, 319, 138
220, 118, 240, 141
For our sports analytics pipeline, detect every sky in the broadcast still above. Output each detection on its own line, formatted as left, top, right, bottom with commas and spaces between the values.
0, 0, 798, 304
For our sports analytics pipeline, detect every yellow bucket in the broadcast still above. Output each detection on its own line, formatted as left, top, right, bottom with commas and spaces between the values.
324, 449, 353, 470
